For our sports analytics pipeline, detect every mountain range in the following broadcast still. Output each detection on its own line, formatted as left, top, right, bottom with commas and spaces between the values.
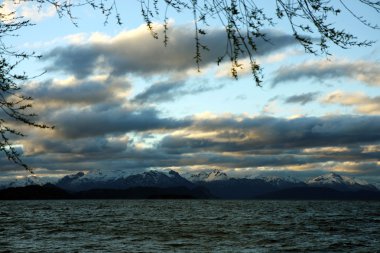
0, 170, 378, 200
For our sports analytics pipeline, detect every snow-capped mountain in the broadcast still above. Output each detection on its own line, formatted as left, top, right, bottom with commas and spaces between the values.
123, 170, 193, 188
56, 169, 136, 187
55, 169, 194, 191
1, 170, 378, 199
307, 173, 377, 191
188, 169, 228, 182
255, 176, 304, 186
194, 174, 307, 199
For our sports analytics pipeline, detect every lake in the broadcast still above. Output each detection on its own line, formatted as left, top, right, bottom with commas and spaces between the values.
1, 200, 379, 252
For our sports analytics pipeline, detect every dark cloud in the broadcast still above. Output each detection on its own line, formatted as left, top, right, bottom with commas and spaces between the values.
345, 162, 380, 176
45, 45, 100, 79
160, 115, 380, 153
50, 106, 191, 138
20, 75, 191, 139
25, 136, 127, 157
18, 146, 322, 172
44, 26, 297, 78
25, 76, 131, 105
271, 59, 380, 87
284, 92, 319, 105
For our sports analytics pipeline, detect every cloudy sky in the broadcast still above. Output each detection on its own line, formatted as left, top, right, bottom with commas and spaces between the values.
1, 1, 380, 183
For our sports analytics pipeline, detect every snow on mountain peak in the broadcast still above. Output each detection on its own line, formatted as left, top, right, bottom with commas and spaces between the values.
54, 169, 193, 191
188, 169, 228, 182
306, 172, 377, 191
255, 175, 302, 184
307, 172, 368, 186
74, 169, 145, 182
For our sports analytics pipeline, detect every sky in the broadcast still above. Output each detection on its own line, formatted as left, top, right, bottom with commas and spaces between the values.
1, 0, 379, 184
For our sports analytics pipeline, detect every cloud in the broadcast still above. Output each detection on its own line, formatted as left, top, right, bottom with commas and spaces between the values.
1, 1, 56, 22
215, 49, 302, 78
50, 107, 190, 138
25, 76, 131, 106
23, 136, 128, 157
261, 96, 281, 115
271, 59, 380, 87
284, 92, 320, 105
20, 75, 191, 139
325, 161, 380, 176
44, 25, 298, 78
322, 91, 380, 115
132, 78, 225, 104
160, 115, 380, 153
302, 146, 350, 154
133, 79, 187, 104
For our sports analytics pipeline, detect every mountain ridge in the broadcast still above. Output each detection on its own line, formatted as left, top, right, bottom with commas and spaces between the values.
0, 170, 378, 200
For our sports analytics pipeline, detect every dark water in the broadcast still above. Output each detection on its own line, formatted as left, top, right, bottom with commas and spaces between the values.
0, 200, 379, 252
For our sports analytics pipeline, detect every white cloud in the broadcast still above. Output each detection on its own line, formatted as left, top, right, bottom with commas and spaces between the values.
2, 1, 56, 22
322, 91, 380, 115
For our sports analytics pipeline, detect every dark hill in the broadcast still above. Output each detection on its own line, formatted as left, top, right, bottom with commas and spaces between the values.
0, 184, 71, 200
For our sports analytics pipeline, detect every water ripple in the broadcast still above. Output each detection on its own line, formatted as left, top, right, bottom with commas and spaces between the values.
0, 200, 379, 252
